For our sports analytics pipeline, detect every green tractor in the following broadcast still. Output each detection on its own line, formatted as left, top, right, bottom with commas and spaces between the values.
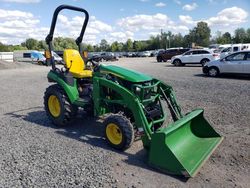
44, 5, 223, 177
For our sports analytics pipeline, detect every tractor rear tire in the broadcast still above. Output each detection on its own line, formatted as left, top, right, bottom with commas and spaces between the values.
44, 84, 77, 126
104, 114, 134, 151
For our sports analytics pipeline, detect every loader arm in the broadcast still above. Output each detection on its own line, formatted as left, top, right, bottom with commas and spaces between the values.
92, 76, 187, 144
92, 73, 223, 177
92, 76, 153, 140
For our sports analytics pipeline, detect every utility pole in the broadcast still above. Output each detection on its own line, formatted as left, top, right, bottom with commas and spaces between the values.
168, 35, 170, 49
166, 35, 168, 50
161, 29, 168, 50
160, 29, 164, 49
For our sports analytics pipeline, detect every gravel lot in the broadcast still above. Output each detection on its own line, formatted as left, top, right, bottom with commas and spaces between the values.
0, 58, 249, 188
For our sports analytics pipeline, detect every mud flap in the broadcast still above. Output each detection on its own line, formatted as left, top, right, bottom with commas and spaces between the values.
148, 109, 223, 177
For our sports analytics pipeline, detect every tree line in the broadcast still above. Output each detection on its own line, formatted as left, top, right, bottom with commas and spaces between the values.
1, 22, 250, 52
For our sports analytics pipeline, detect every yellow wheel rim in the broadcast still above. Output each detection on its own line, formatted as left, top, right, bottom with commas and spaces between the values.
106, 123, 122, 145
48, 95, 61, 117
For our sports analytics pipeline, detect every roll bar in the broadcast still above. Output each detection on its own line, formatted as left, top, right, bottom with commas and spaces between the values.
45, 5, 89, 70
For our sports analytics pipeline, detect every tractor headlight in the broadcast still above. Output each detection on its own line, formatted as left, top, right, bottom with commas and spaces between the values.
135, 87, 141, 93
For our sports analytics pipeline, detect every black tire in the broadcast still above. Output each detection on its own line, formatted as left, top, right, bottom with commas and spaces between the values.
38, 61, 43, 65
42, 61, 48, 66
208, 67, 219, 77
173, 59, 182, 66
104, 113, 134, 151
44, 84, 78, 126
201, 58, 210, 66
157, 56, 163, 62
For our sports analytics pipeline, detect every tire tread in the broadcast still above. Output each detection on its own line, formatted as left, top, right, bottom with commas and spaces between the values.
44, 84, 77, 126
104, 113, 134, 150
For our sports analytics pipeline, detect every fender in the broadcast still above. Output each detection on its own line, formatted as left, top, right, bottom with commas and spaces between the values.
47, 71, 79, 103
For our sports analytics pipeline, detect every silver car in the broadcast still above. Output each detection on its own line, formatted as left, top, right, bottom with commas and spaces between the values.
203, 51, 250, 77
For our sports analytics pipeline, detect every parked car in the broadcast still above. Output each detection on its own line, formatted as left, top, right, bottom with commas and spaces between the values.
149, 49, 163, 57
137, 51, 151, 57
203, 51, 250, 77
54, 50, 63, 58
52, 51, 63, 64
150, 50, 158, 57
89, 52, 118, 62
13, 50, 46, 65
125, 52, 137, 57
42, 51, 63, 65
114, 52, 125, 58
157, 48, 190, 62
171, 49, 220, 66
220, 44, 250, 58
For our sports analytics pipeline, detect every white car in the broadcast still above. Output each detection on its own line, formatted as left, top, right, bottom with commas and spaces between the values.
203, 51, 250, 77
220, 44, 250, 59
171, 49, 220, 66
52, 51, 63, 64
140, 51, 151, 57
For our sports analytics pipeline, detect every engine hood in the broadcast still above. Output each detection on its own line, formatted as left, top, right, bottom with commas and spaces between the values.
99, 64, 152, 83
173, 54, 182, 59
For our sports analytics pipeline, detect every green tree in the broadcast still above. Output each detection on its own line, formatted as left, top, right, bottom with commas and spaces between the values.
171, 33, 184, 47
117, 42, 124, 52
93, 45, 100, 52
215, 31, 222, 43
125, 39, 133, 52
215, 31, 232, 44
86, 44, 94, 52
189, 22, 211, 46
38, 40, 48, 50
165, 31, 173, 49
63, 38, 78, 49
53, 37, 77, 51
234, 28, 247, 43
111, 41, 118, 52
9, 45, 27, 51
134, 41, 143, 51
0, 42, 10, 51
246, 28, 250, 43
100, 39, 109, 51
25, 38, 39, 50
183, 34, 191, 47
160, 32, 168, 49
148, 35, 161, 50
222, 32, 232, 44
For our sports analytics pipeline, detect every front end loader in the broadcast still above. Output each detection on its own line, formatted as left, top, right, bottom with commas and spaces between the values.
44, 5, 223, 177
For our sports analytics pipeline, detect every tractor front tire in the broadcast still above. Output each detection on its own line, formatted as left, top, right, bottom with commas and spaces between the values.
104, 114, 134, 151
44, 84, 77, 126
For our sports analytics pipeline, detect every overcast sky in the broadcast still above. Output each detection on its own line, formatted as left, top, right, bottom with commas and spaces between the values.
0, 0, 249, 45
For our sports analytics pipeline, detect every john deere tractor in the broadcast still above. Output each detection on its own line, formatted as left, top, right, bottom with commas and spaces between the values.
44, 5, 223, 177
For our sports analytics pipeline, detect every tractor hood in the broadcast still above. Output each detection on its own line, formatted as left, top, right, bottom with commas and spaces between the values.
99, 65, 152, 83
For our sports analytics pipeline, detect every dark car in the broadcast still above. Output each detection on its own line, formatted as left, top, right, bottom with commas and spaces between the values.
89, 52, 118, 62
54, 51, 63, 58
157, 48, 190, 62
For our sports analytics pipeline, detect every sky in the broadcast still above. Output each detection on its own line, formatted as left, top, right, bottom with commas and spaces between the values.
0, 0, 249, 45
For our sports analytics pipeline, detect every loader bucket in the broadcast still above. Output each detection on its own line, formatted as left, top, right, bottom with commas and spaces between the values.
148, 109, 223, 177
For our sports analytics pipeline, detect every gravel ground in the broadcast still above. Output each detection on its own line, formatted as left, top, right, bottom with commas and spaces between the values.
0, 60, 33, 70
0, 58, 249, 187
